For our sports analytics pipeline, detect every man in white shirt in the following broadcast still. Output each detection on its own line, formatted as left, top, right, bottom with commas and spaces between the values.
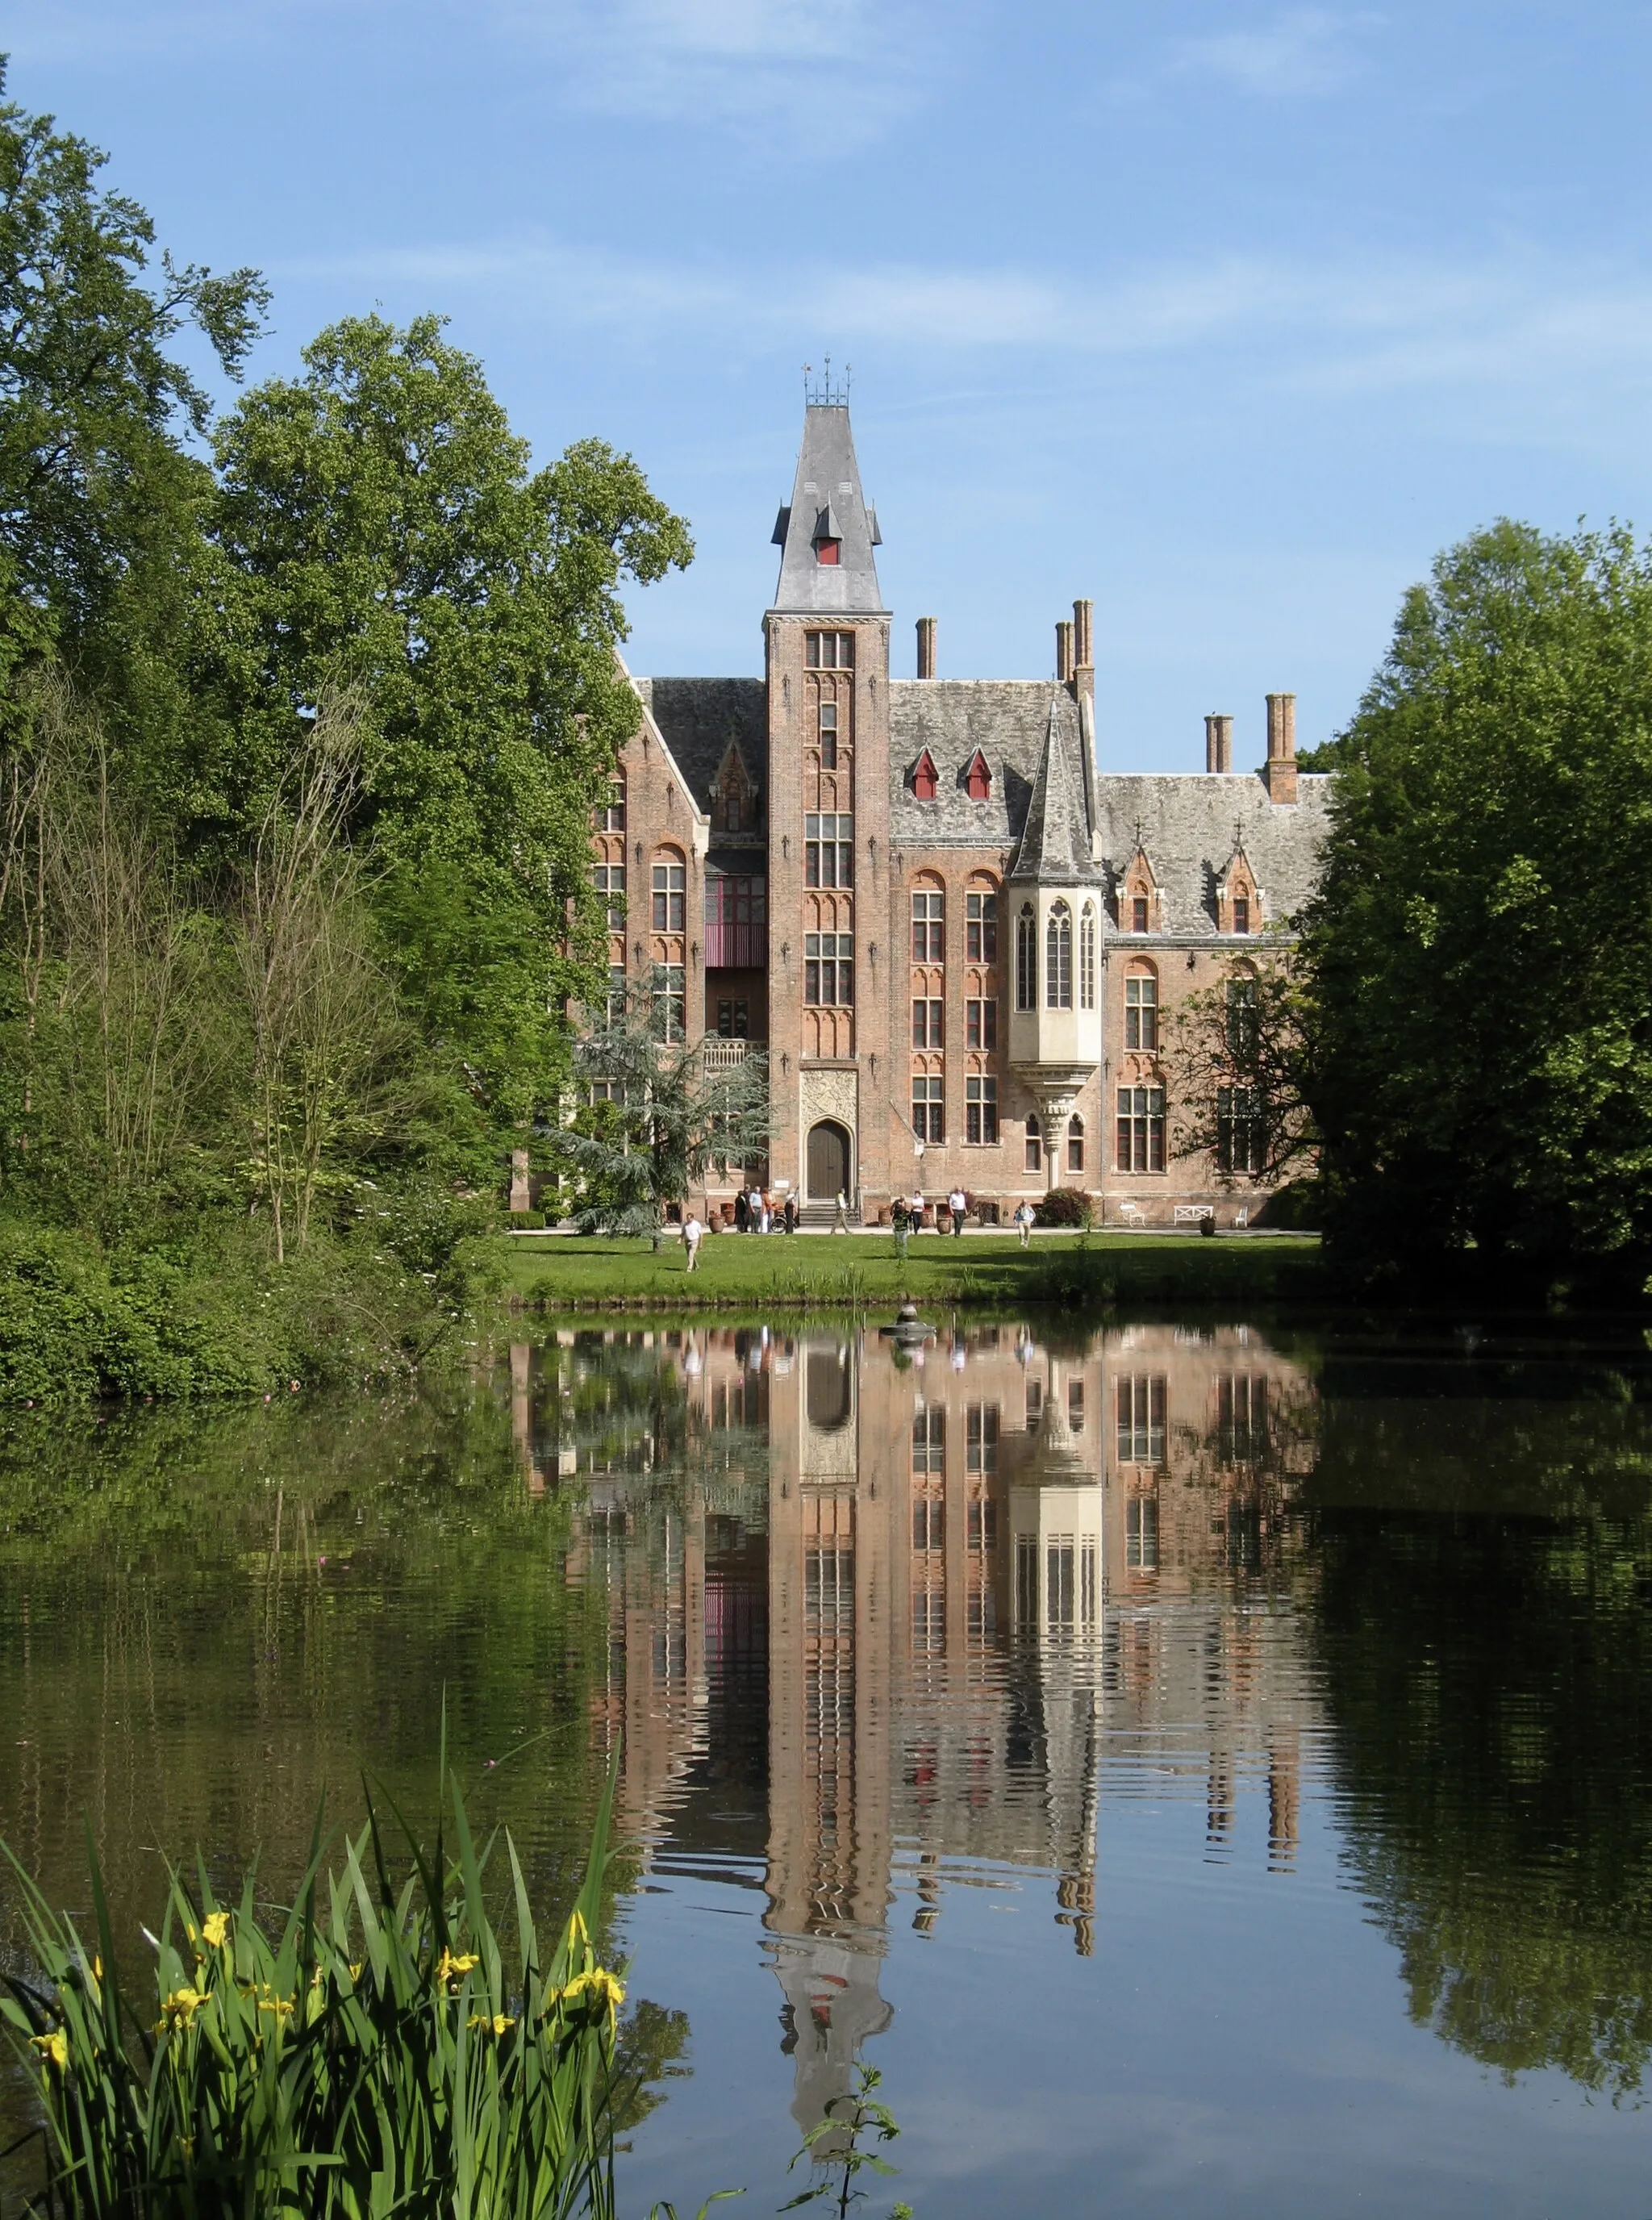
948, 1187, 968, 1237
682, 1212, 703, 1271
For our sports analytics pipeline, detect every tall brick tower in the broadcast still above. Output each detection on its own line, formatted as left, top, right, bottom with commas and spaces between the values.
764, 390, 893, 1219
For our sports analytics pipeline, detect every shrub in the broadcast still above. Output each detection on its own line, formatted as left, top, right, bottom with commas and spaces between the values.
2, 1755, 628, 2219
1035, 1189, 1093, 1229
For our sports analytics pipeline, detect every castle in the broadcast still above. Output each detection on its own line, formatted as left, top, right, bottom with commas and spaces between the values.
597, 392, 1329, 1225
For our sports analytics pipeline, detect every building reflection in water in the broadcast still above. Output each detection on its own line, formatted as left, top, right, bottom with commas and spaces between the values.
511, 1319, 1320, 2147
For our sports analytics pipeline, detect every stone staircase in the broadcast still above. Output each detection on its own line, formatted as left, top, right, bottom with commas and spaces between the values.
797, 1200, 864, 1230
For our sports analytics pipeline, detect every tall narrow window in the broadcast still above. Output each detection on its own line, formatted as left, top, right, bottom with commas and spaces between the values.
1045, 903, 1073, 1008
1132, 895, 1149, 934
818, 699, 838, 770
1016, 905, 1037, 1011
966, 1075, 999, 1144
1025, 1114, 1041, 1174
1067, 1116, 1084, 1174
912, 890, 944, 962
1116, 1087, 1166, 1172
1232, 894, 1250, 935
653, 964, 686, 1042
1124, 972, 1159, 1050
966, 890, 999, 962
651, 859, 686, 931
807, 632, 854, 668
1116, 1376, 1167, 1466
1227, 973, 1260, 1057
911, 999, 943, 1049
912, 1075, 944, 1142
1217, 1087, 1266, 1175
591, 862, 626, 930
1079, 904, 1097, 1009
597, 778, 626, 833
966, 998, 997, 1051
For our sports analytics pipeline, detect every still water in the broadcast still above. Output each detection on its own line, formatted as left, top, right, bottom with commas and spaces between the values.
4, 1315, 1652, 2217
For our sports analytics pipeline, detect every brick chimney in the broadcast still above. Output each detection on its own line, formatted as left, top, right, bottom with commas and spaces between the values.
916, 615, 937, 679
1056, 620, 1074, 685
1205, 714, 1233, 774
1263, 692, 1298, 803
1072, 598, 1095, 705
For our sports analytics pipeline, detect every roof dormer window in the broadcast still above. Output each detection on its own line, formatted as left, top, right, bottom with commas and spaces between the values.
814, 502, 843, 565
816, 538, 841, 565
912, 749, 939, 802
964, 749, 991, 801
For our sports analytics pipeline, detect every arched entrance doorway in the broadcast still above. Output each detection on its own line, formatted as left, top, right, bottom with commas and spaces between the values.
806, 1120, 851, 1202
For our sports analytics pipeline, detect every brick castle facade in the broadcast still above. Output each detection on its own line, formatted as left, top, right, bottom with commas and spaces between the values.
597, 393, 1329, 1225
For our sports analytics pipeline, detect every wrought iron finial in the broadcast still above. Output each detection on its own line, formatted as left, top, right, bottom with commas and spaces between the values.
803, 353, 851, 406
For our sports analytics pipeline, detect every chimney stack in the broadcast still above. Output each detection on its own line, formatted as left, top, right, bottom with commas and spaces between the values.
1205, 714, 1233, 774
916, 615, 937, 680
1056, 620, 1074, 685
1072, 599, 1095, 703
1263, 692, 1298, 803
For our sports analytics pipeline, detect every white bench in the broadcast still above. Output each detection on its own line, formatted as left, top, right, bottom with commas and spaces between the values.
1174, 1204, 1215, 1225
1116, 1202, 1147, 1225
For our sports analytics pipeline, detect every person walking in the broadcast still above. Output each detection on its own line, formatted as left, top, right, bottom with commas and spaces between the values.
832, 1188, 850, 1233
748, 1183, 763, 1234
783, 1193, 797, 1235
909, 1188, 927, 1235
949, 1186, 968, 1237
1016, 1200, 1036, 1247
682, 1212, 703, 1271
891, 1196, 909, 1260
734, 1189, 749, 1235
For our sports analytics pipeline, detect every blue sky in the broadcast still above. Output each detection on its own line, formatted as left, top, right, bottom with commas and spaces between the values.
11, 2, 1652, 770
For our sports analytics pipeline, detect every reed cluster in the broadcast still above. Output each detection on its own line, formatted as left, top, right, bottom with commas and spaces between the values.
2, 1761, 628, 2218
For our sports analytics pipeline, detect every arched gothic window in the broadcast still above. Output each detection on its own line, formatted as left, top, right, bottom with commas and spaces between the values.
1079, 903, 1097, 1009
1045, 902, 1073, 1009
1016, 904, 1037, 1011
1067, 1116, 1085, 1174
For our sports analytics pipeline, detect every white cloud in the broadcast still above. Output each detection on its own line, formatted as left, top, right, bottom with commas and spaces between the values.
285, 232, 1652, 424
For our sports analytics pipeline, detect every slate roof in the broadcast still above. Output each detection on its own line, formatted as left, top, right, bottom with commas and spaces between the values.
632, 677, 766, 817
772, 404, 886, 616
889, 681, 1076, 852
1094, 772, 1332, 937
632, 668, 1330, 937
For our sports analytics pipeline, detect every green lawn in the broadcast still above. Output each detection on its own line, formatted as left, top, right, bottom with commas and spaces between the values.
497, 1229, 1325, 1312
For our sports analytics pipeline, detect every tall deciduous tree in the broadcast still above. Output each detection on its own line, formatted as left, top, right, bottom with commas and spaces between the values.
0, 62, 265, 693
1300, 520, 1652, 1287
203, 314, 693, 1149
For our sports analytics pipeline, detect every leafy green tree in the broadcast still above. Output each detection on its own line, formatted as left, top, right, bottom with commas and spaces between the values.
1165, 962, 1316, 1190
202, 314, 693, 1147
1300, 520, 1652, 1286
553, 974, 770, 1246
0, 62, 265, 695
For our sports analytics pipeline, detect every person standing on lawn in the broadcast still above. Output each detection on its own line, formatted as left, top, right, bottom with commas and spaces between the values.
734, 1190, 749, 1234
683, 1212, 703, 1271
784, 1193, 797, 1235
949, 1187, 968, 1237
1016, 1200, 1036, 1246
909, 1188, 927, 1234
832, 1189, 849, 1233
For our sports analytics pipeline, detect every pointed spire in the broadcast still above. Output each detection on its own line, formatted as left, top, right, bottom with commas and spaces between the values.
771, 403, 886, 616
1010, 695, 1103, 885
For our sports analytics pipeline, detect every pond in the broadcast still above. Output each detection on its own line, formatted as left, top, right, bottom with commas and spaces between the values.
3, 1313, 1652, 2216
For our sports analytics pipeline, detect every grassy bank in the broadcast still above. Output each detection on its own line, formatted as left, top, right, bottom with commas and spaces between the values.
503, 1229, 1326, 1312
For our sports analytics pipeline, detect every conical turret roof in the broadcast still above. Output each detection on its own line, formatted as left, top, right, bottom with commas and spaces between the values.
1009, 694, 1102, 884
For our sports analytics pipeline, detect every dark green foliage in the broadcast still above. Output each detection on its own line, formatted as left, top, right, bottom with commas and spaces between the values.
1300, 520, 1652, 1288
1033, 1187, 1091, 1229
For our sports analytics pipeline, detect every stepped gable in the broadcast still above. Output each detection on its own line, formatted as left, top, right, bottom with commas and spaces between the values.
632, 676, 766, 820
1095, 772, 1332, 937
1011, 694, 1103, 885
888, 680, 1078, 849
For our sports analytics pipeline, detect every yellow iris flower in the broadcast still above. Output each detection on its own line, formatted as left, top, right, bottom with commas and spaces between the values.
555, 1968, 626, 2030
31, 2030, 68, 2071
201, 1912, 231, 1950
467, 2012, 517, 2036
157, 1987, 204, 2033
436, 1947, 480, 1984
